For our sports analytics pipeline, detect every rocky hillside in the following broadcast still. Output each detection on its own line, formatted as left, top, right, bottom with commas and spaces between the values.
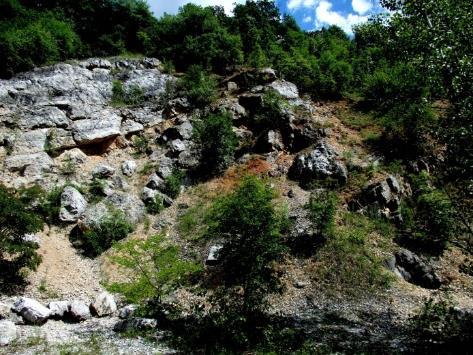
0, 57, 472, 353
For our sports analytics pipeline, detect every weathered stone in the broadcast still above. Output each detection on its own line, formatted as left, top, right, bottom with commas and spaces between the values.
114, 318, 157, 332
68, 300, 92, 322
258, 68, 277, 82
206, 245, 223, 266
10, 129, 48, 155
169, 139, 186, 154
118, 305, 138, 319
121, 160, 137, 176
59, 186, 87, 222
13, 297, 50, 325
21, 233, 40, 245
289, 142, 348, 184
57, 148, 87, 165
91, 292, 117, 317
48, 301, 70, 319
72, 110, 121, 145
84, 58, 112, 70
257, 130, 284, 152
268, 80, 299, 99
121, 120, 144, 135
0, 320, 17, 346
92, 164, 115, 178
227, 81, 238, 92
152, 155, 174, 179
146, 172, 164, 190
18, 106, 70, 130
394, 249, 441, 289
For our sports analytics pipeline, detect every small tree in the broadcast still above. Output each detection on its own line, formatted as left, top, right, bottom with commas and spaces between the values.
206, 176, 287, 315
0, 186, 43, 281
108, 234, 201, 304
193, 111, 238, 177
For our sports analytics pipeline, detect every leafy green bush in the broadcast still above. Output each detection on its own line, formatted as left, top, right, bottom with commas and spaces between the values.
132, 134, 150, 156
82, 208, 133, 257
410, 297, 473, 350
162, 169, 184, 199
314, 212, 393, 295
401, 173, 456, 254
87, 178, 106, 203
291, 190, 338, 256
146, 195, 164, 215
193, 111, 238, 176
0, 185, 43, 285
206, 176, 288, 314
108, 233, 201, 303
177, 65, 217, 108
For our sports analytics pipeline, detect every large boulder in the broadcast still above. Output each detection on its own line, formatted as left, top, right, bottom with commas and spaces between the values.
121, 160, 137, 177
4, 152, 54, 175
349, 175, 404, 222
90, 292, 117, 317
118, 305, 138, 319
0, 320, 17, 346
13, 297, 50, 325
92, 164, 115, 178
268, 80, 299, 99
59, 186, 88, 222
72, 110, 121, 145
394, 249, 441, 289
48, 301, 70, 319
68, 300, 92, 322
289, 142, 348, 185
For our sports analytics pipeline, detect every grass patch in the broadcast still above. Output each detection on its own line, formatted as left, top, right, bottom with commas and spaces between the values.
312, 211, 394, 296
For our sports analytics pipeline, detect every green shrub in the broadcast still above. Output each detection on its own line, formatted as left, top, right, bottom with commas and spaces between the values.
193, 111, 238, 176
19, 185, 66, 225
87, 178, 106, 203
254, 90, 288, 131
146, 195, 164, 215
314, 212, 393, 295
289, 190, 337, 256
107, 233, 201, 303
177, 65, 217, 108
0, 185, 43, 285
410, 297, 473, 350
82, 208, 133, 257
132, 135, 150, 156
206, 176, 288, 314
111, 80, 126, 106
162, 169, 184, 199
401, 172, 456, 254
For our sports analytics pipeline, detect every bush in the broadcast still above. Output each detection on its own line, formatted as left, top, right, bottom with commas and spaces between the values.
177, 65, 217, 108
0, 185, 43, 284
193, 111, 238, 176
162, 169, 184, 199
206, 176, 288, 314
291, 190, 338, 256
146, 195, 164, 215
401, 173, 456, 254
82, 208, 133, 257
107, 233, 201, 303
313, 212, 393, 295
111, 80, 145, 107
132, 134, 150, 156
410, 297, 473, 350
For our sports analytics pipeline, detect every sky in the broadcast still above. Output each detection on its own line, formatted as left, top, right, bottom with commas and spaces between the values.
147, 0, 385, 35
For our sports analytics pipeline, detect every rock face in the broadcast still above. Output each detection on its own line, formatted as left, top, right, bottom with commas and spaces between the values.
289, 142, 348, 185
0, 320, 17, 346
13, 297, 50, 325
394, 249, 441, 289
206, 245, 223, 266
91, 292, 117, 317
0, 57, 172, 189
59, 186, 88, 222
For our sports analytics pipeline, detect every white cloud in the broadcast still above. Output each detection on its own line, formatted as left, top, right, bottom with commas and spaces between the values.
303, 15, 313, 23
315, 0, 367, 34
351, 0, 372, 15
287, 0, 318, 11
148, 0, 247, 18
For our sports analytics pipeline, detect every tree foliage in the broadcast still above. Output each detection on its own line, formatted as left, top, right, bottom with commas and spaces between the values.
0, 185, 43, 282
